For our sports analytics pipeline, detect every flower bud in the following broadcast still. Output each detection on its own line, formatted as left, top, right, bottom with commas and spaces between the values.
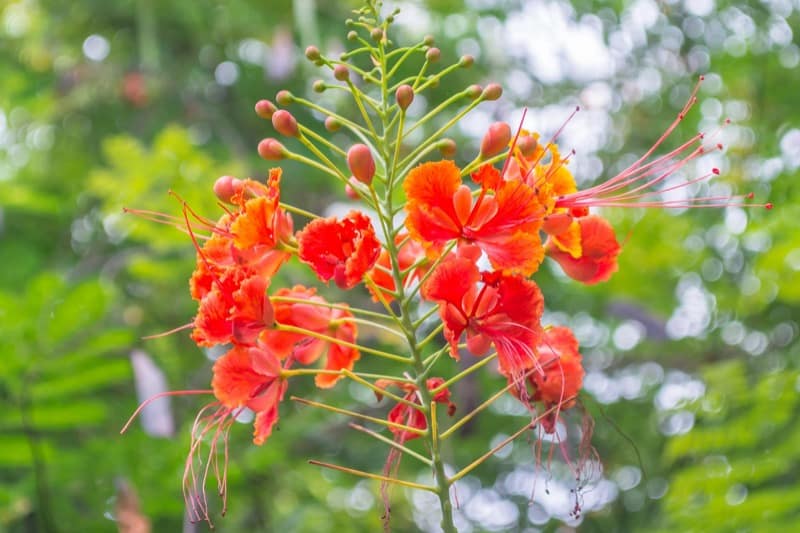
213, 175, 242, 203
459, 55, 474, 68
271, 110, 299, 137
438, 138, 457, 158
324, 116, 341, 132
395, 84, 414, 111
333, 64, 350, 81
305, 46, 321, 61
465, 84, 483, 100
258, 138, 287, 160
423, 35, 435, 46
517, 135, 538, 158
275, 90, 293, 106
254, 99, 276, 119
347, 31, 358, 41
425, 47, 440, 62
347, 144, 376, 185
371, 28, 384, 41
313, 80, 326, 93
482, 83, 503, 101
480, 122, 511, 159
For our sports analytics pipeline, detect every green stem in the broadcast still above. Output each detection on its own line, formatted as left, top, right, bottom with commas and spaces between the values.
275, 324, 410, 363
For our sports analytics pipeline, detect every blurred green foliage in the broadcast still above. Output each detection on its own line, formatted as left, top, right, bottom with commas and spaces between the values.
1, 0, 798, 531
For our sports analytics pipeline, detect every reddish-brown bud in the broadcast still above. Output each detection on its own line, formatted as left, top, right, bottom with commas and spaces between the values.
465, 84, 483, 100
213, 175, 242, 203
347, 144, 376, 185
396, 84, 414, 111
275, 90, 293, 106
305, 46, 321, 61
438, 138, 457, 158
459, 55, 474, 68
324, 116, 341, 132
333, 64, 350, 81
480, 122, 512, 159
254, 99, 276, 119
482, 83, 503, 101
425, 47, 441, 62
258, 138, 287, 160
517, 135, 538, 158
271, 110, 299, 137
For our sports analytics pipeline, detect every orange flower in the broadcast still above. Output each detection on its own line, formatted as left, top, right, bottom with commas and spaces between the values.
508, 326, 584, 434
404, 160, 545, 276
374, 377, 455, 444
211, 343, 288, 445
530, 326, 584, 409
260, 285, 360, 388
421, 257, 544, 379
191, 268, 274, 346
180, 342, 290, 524
367, 233, 427, 303
297, 210, 381, 290
189, 170, 293, 302
545, 215, 620, 285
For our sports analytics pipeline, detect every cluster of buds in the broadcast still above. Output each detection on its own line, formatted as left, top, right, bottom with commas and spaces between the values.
124, 0, 770, 529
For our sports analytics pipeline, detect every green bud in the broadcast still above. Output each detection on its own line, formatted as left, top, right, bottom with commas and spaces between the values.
276, 90, 293, 106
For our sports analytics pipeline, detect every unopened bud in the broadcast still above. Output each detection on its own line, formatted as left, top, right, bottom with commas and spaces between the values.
423, 35, 435, 46
258, 138, 287, 160
482, 83, 503, 101
347, 144, 376, 185
459, 55, 474, 68
254, 99, 276, 119
213, 175, 242, 203
313, 80, 326, 93
305, 46, 321, 61
465, 84, 483, 100
275, 90, 293, 106
333, 64, 350, 81
480, 122, 512, 159
438, 139, 457, 158
324, 116, 341, 132
425, 47, 441, 62
347, 30, 358, 41
395, 84, 414, 111
271, 110, 299, 137
516, 135, 538, 158
371, 28, 384, 41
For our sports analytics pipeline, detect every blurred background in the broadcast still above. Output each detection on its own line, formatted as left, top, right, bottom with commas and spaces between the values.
1, 0, 798, 531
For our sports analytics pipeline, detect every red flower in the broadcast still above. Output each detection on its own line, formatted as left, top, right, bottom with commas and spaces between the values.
181, 342, 289, 524
297, 210, 381, 290
211, 343, 288, 445
529, 326, 584, 409
191, 268, 274, 346
508, 326, 584, 434
374, 377, 455, 444
545, 215, 620, 285
404, 160, 545, 276
367, 233, 428, 303
260, 285, 360, 388
421, 257, 544, 379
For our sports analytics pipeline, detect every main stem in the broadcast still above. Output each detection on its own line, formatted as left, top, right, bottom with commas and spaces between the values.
372, 40, 457, 533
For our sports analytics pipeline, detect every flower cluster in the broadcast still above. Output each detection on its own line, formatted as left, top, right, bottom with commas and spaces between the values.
124, 1, 769, 528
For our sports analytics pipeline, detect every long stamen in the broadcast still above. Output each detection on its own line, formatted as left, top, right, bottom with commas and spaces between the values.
120, 389, 213, 434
